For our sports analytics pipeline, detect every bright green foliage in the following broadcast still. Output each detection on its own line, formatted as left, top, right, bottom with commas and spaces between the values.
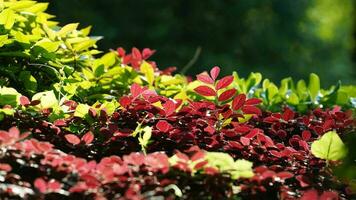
0, 0, 141, 103
205, 152, 254, 179
55, 52, 138, 103
229, 71, 355, 112
0, 0, 100, 96
169, 151, 254, 180
311, 131, 347, 161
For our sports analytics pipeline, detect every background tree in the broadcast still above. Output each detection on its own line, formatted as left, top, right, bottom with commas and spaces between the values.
43, 0, 355, 86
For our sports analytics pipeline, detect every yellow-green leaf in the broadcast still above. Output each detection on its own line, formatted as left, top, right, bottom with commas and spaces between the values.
32, 90, 58, 109
23, 2, 48, 13
311, 131, 347, 161
34, 39, 60, 52
309, 73, 320, 102
73, 104, 90, 118
58, 23, 78, 37
0, 9, 16, 29
140, 61, 155, 86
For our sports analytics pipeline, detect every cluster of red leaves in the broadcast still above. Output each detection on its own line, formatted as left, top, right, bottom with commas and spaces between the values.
0, 63, 355, 199
116, 47, 176, 75
0, 127, 233, 199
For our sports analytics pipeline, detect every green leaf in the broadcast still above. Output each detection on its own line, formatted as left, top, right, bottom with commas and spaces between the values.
140, 61, 155, 86
73, 104, 90, 118
58, 23, 78, 37
80, 26, 92, 36
140, 126, 152, 147
0, 9, 16, 30
19, 71, 37, 93
311, 131, 347, 161
205, 152, 254, 179
309, 73, 320, 102
32, 90, 58, 109
5, 1, 37, 11
73, 38, 97, 52
0, 35, 11, 47
100, 52, 116, 67
34, 39, 60, 52
286, 93, 299, 105
99, 101, 118, 115
24, 3, 48, 13
0, 87, 21, 107
138, 126, 152, 154
232, 159, 254, 179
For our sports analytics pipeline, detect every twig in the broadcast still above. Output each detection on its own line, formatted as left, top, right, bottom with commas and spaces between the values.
180, 46, 202, 75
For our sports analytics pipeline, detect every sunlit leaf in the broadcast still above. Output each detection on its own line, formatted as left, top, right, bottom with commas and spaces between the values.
311, 131, 347, 161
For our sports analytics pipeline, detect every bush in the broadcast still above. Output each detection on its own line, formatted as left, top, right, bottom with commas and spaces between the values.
0, 1, 355, 199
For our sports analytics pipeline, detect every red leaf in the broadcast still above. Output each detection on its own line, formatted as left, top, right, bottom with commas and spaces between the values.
131, 47, 142, 60
119, 96, 132, 108
197, 73, 214, 84
191, 151, 205, 161
277, 171, 294, 180
232, 94, 246, 110
299, 140, 309, 152
210, 66, 220, 81
263, 116, 279, 123
122, 54, 132, 65
117, 47, 126, 57
302, 130, 311, 141
269, 150, 281, 158
156, 120, 172, 133
175, 151, 189, 161
245, 98, 262, 105
204, 125, 215, 135
0, 163, 12, 172
142, 48, 155, 59
53, 119, 66, 127
204, 167, 219, 175
82, 131, 94, 145
323, 119, 334, 131
242, 105, 262, 115
240, 136, 250, 146
163, 100, 175, 116
8, 127, 19, 138
194, 86, 216, 97
130, 83, 142, 98
194, 160, 208, 170
34, 178, 47, 193
47, 180, 61, 191
245, 128, 262, 139
301, 189, 318, 200
296, 175, 310, 187
218, 89, 236, 102
215, 75, 234, 90
228, 141, 243, 150
64, 134, 81, 145
20, 96, 30, 106
320, 191, 339, 200
282, 107, 294, 121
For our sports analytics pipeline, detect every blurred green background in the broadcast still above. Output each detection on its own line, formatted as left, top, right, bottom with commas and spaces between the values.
43, 0, 355, 86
